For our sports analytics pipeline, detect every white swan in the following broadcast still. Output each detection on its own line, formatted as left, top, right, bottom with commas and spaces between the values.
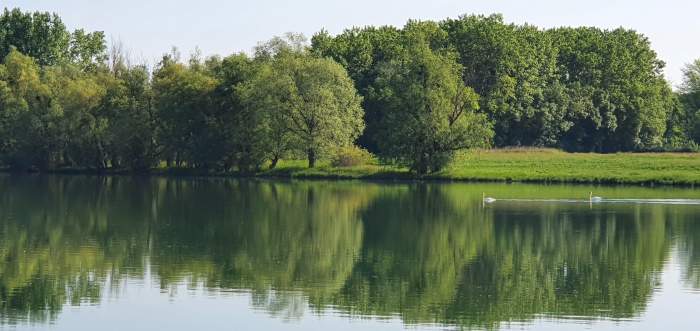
483, 193, 496, 203
589, 192, 603, 203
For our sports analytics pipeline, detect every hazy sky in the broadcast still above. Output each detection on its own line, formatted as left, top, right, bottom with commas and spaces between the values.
4, 0, 698, 86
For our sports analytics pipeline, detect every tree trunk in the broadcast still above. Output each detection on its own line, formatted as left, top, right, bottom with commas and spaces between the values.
416, 153, 428, 175
269, 156, 279, 169
307, 149, 316, 168
111, 156, 120, 170
417, 163, 428, 176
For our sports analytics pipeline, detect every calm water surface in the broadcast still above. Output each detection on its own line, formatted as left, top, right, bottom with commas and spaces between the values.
1, 175, 700, 330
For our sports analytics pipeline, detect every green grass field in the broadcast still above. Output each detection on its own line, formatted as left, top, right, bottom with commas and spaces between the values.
17, 148, 700, 186
258, 149, 700, 185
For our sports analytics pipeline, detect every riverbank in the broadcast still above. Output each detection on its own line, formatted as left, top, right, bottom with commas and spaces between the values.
4, 149, 700, 186
258, 149, 700, 185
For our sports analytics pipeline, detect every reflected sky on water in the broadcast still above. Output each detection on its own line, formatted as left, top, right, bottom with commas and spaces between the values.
1, 175, 700, 330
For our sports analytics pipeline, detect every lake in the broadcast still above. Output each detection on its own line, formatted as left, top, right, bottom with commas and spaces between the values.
1, 175, 700, 330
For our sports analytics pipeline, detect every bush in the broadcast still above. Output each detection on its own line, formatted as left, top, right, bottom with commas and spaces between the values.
494, 147, 562, 153
656, 142, 700, 153
636, 141, 700, 153
330, 146, 376, 167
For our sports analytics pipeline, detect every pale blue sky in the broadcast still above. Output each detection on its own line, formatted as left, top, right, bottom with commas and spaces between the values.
4, 0, 698, 85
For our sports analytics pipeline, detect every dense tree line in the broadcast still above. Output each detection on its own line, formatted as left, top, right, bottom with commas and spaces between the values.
313, 15, 682, 153
0, 9, 698, 174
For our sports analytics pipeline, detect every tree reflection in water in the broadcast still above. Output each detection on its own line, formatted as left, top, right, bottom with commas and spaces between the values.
0, 175, 699, 328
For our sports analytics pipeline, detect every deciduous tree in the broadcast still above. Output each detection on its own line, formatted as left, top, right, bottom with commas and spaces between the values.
373, 35, 492, 174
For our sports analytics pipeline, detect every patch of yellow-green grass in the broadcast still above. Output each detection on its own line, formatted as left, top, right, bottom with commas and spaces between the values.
258, 150, 700, 185
437, 149, 700, 185
47, 149, 696, 185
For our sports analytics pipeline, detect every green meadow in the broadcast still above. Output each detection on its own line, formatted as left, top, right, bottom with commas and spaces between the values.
255, 149, 700, 185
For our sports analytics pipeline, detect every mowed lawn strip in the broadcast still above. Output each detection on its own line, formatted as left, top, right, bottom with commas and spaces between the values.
261, 150, 700, 185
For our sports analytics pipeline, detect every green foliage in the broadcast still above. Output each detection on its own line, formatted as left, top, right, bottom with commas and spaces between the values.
209, 53, 262, 171
0, 8, 70, 66
68, 29, 108, 71
0, 8, 106, 68
679, 59, 700, 143
0, 7, 695, 172
152, 52, 219, 168
237, 58, 294, 171
102, 64, 158, 170
311, 26, 404, 151
680, 59, 700, 96
313, 14, 678, 154
0, 8, 125, 171
441, 15, 566, 147
372, 30, 492, 174
45, 65, 108, 168
330, 145, 375, 167
0, 50, 61, 169
551, 27, 673, 152
250, 35, 364, 168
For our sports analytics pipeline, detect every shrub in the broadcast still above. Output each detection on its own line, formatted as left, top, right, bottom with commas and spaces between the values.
642, 141, 700, 153
330, 146, 376, 167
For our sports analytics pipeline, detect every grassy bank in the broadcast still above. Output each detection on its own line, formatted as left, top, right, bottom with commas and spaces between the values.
5, 149, 700, 186
257, 149, 700, 185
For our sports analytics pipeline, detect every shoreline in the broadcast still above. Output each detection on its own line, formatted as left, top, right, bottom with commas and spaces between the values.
0, 169, 696, 188
3, 150, 700, 187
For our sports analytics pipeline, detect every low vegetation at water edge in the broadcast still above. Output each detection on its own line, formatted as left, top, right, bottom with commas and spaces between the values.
253, 149, 700, 185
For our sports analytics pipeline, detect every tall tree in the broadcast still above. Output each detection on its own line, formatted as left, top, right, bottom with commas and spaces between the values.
311, 26, 403, 152
102, 63, 158, 171
441, 14, 565, 147
551, 27, 673, 151
0, 49, 62, 170
237, 62, 291, 170
152, 52, 218, 168
45, 65, 108, 168
0, 8, 70, 66
679, 59, 700, 143
207, 52, 260, 171
373, 33, 492, 174
68, 29, 108, 71
0, 8, 106, 69
252, 35, 364, 168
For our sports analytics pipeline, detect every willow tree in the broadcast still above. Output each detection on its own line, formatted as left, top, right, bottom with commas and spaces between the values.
373, 30, 492, 174
152, 52, 218, 168
248, 36, 364, 168
0, 50, 62, 170
204, 53, 259, 171
236, 63, 290, 170
101, 64, 158, 171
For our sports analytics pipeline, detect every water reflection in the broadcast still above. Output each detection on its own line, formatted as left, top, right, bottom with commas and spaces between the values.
0, 175, 699, 329
453, 203, 669, 328
675, 214, 700, 290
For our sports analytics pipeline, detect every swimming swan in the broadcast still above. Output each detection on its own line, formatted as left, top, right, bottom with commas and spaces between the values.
589, 192, 603, 203
483, 193, 496, 203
